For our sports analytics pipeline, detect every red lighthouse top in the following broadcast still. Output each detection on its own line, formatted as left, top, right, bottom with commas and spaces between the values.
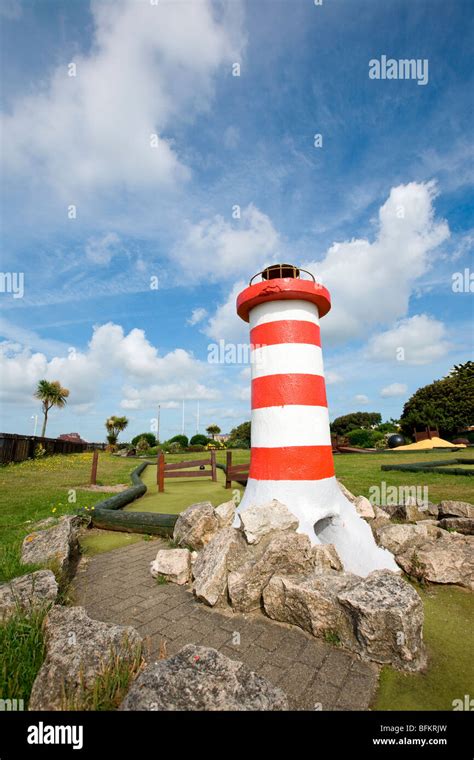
237, 264, 331, 322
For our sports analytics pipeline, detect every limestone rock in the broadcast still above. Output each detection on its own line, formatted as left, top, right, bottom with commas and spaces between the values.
263, 572, 360, 646
0, 570, 58, 622
311, 543, 343, 572
21, 515, 81, 575
228, 532, 314, 613
438, 517, 474, 535
119, 644, 288, 711
374, 506, 391, 521
239, 500, 298, 544
338, 570, 426, 671
173, 501, 219, 550
29, 606, 142, 710
396, 534, 474, 590
337, 479, 357, 504
214, 499, 237, 528
354, 496, 375, 520
373, 523, 438, 555
398, 503, 428, 522
150, 549, 191, 585
192, 527, 249, 606
438, 500, 474, 519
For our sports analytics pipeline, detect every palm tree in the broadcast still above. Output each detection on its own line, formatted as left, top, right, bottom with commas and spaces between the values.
105, 415, 129, 446
35, 380, 70, 437
206, 424, 221, 440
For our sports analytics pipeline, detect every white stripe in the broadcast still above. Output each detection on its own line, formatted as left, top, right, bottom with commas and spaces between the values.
251, 405, 331, 447
250, 299, 320, 328
252, 343, 324, 379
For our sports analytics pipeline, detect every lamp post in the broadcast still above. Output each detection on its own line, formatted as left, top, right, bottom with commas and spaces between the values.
235, 264, 397, 576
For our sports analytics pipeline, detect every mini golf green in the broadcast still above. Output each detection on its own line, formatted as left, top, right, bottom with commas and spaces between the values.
124, 464, 244, 514
373, 584, 474, 710
79, 528, 147, 556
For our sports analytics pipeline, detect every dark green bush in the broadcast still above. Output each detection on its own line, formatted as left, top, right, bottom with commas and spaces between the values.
189, 434, 209, 446
168, 435, 188, 448
131, 433, 156, 447
346, 428, 384, 448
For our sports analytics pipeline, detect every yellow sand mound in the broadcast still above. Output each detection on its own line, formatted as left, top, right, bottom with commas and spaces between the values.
395, 436, 466, 451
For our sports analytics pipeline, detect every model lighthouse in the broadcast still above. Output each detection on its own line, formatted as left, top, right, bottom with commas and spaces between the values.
236, 264, 397, 576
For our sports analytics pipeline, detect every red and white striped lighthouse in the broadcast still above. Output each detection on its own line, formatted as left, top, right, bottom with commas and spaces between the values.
235, 264, 397, 576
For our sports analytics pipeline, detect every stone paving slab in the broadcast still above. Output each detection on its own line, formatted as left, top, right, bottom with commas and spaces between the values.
73, 539, 379, 710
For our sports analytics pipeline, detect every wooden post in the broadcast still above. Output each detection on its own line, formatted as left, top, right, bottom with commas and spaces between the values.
90, 449, 99, 485
211, 450, 217, 482
225, 450, 232, 489
158, 451, 165, 493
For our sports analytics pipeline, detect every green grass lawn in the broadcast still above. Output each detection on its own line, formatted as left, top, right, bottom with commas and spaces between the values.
373, 584, 474, 710
333, 448, 474, 504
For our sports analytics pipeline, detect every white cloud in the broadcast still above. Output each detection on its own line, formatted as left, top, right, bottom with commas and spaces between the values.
85, 233, 121, 266
354, 394, 369, 405
365, 314, 451, 365
173, 204, 279, 281
2, 0, 244, 196
187, 307, 208, 326
204, 280, 248, 343
380, 382, 408, 398
303, 181, 450, 344
0, 322, 218, 410
326, 370, 343, 385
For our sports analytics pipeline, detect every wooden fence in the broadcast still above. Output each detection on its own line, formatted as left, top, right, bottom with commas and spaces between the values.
157, 451, 217, 493
225, 451, 249, 488
0, 433, 106, 465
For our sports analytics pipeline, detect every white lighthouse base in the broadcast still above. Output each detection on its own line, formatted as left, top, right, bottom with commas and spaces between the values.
235, 476, 399, 577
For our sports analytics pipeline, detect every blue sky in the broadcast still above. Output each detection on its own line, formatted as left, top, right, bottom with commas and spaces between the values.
0, 0, 472, 442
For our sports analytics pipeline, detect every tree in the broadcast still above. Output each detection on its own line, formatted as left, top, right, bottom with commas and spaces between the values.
190, 434, 210, 446
131, 432, 156, 448
105, 416, 129, 446
206, 424, 221, 440
227, 421, 251, 449
168, 435, 188, 448
330, 412, 382, 436
400, 362, 474, 439
35, 380, 70, 437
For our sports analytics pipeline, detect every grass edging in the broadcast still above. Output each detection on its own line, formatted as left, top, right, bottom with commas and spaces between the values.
91, 462, 178, 537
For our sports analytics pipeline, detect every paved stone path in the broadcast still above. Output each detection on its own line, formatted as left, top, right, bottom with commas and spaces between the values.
73, 539, 379, 710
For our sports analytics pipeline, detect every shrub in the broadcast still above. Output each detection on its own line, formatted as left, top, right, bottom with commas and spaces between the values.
346, 428, 384, 448
189, 434, 209, 446
167, 442, 183, 454
136, 437, 150, 454
168, 435, 188, 448
34, 444, 46, 458
131, 433, 156, 448
187, 444, 205, 452
227, 438, 249, 449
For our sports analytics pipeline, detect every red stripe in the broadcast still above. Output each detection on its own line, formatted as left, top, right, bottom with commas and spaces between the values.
252, 374, 327, 409
249, 446, 335, 480
250, 320, 321, 349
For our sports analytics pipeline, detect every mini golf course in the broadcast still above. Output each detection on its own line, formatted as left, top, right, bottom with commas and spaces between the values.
124, 463, 244, 514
